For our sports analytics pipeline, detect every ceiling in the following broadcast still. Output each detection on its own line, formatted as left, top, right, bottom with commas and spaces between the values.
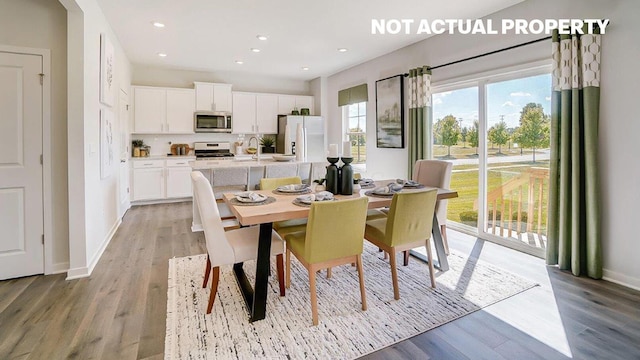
97, 0, 523, 81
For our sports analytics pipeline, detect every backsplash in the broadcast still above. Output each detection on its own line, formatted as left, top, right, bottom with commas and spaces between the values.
134, 133, 238, 156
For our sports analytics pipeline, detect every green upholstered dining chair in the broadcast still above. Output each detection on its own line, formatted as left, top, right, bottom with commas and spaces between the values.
364, 189, 438, 300
259, 176, 302, 190
259, 176, 308, 237
284, 196, 369, 325
191, 171, 285, 314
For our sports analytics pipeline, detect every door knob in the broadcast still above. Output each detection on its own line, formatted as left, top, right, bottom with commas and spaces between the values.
120, 159, 126, 163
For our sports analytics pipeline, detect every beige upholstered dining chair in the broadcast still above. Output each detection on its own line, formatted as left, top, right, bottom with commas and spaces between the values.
211, 167, 250, 229
284, 197, 369, 325
364, 189, 438, 300
412, 159, 453, 255
191, 171, 285, 314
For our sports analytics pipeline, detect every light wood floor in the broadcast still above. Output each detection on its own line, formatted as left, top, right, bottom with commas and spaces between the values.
1, 202, 639, 359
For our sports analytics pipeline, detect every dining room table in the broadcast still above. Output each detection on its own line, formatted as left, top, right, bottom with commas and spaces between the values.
222, 180, 458, 322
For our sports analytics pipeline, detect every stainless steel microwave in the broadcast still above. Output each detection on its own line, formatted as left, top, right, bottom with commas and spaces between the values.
194, 112, 232, 133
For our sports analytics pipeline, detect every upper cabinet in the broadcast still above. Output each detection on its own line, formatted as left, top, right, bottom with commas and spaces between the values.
133, 86, 195, 134
194, 82, 232, 112
231, 92, 280, 134
277, 95, 314, 115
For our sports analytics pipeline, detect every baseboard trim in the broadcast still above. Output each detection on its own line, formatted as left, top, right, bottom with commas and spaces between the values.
66, 219, 122, 280
191, 222, 203, 232
51, 262, 69, 274
603, 268, 640, 291
132, 198, 191, 206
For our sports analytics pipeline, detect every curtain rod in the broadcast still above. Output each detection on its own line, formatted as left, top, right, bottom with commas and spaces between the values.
401, 35, 551, 76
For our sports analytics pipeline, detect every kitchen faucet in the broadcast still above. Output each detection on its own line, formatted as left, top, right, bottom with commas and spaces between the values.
248, 134, 261, 159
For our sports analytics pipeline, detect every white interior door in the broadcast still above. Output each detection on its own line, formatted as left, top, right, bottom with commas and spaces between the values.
118, 89, 130, 217
0, 51, 44, 279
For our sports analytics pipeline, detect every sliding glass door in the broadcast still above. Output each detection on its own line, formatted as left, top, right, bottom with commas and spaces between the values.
429, 66, 551, 257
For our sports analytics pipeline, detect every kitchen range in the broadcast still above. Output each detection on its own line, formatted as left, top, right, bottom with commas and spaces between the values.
194, 142, 235, 160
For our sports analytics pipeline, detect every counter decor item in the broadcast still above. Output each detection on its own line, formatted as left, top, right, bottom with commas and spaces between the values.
132, 139, 144, 157
260, 136, 275, 153
300, 108, 310, 115
340, 157, 354, 195
326, 157, 340, 195
313, 178, 326, 192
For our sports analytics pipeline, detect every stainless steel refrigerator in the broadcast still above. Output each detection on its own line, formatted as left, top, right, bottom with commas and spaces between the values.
276, 115, 325, 162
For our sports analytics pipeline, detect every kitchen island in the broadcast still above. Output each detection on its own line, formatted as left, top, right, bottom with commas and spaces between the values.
190, 157, 327, 232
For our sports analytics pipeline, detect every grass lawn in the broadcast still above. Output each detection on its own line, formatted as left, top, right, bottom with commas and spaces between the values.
448, 161, 550, 235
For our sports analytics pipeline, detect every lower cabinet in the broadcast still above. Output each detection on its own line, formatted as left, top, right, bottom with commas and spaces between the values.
131, 159, 193, 201
132, 167, 165, 201
166, 166, 193, 198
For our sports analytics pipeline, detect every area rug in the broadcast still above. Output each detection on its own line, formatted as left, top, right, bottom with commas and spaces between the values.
165, 244, 537, 359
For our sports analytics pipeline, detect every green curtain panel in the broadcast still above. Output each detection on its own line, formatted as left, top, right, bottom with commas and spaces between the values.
407, 66, 432, 178
547, 28, 602, 278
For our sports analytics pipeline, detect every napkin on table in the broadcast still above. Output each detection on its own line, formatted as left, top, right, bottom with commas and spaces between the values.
296, 191, 334, 203
236, 191, 264, 202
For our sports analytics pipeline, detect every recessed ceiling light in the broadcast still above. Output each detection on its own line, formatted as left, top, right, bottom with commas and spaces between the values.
257, 35, 268, 41
251, 48, 261, 53
301, 66, 309, 71
338, 48, 348, 52
235, 60, 244, 65
152, 21, 165, 28
158, 53, 167, 57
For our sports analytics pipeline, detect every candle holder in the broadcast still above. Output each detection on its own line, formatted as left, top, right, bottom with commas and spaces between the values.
340, 157, 354, 195
326, 157, 340, 195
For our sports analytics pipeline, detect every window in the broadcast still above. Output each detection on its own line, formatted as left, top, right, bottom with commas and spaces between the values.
345, 102, 367, 164
430, 64, 551, 258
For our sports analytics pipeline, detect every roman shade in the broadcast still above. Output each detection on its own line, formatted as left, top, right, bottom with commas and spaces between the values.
338, 83, 368, 106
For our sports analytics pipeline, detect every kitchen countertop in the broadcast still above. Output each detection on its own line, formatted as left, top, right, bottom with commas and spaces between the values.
130, 155, 195, 161
190, 157, 310, 169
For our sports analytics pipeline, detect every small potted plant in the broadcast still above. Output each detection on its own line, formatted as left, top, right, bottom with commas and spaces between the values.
132, 139, 144, 157
260, 136, 275, 153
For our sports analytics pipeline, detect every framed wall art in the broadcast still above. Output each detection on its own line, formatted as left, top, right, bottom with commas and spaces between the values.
100, 33, 115, 106
375, 75, 404, 148
100, 108, 114, 179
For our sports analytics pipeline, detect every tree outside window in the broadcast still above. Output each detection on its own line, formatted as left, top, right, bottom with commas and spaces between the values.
346, 102, 367, 163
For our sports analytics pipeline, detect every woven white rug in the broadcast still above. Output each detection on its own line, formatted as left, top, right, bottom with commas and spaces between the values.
165, 244, 537, 359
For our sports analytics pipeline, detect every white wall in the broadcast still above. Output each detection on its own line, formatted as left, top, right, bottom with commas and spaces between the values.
132, 65, 310, 95
0, 0, 70, 271
60, 0, 132, 278
326, 0, 640, 288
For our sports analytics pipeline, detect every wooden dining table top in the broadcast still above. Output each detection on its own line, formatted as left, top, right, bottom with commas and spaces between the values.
222, 180, 458, 226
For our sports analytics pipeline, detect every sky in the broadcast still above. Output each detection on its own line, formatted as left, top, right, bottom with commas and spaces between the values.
432, 73, 551, 129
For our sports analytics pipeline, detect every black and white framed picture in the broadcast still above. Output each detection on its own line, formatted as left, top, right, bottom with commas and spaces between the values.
375, 75, 404, 148
100, 33, 115, 106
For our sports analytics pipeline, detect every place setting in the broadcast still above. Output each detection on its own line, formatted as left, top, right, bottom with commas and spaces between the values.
272, 183, 312, 195
292, 191, 336, 207
358, 178, 375, 189
229, 191, 276, 206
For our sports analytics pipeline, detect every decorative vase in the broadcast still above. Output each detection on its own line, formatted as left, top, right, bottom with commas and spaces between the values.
340, 157, 354, 195
326, 157, 340, 195
261, 147, 275, 153
314, 184, 326, 192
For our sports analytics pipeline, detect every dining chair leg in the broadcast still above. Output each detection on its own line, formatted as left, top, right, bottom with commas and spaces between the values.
202, 256, 211, 288
276, 254, 285, 296
356, 254, 367, 311
285, 249, 291, 289
389, 250, 400, 300
403, 250, 410, 266
309, 268, 319, 326
207, 266, 220, 314
326, 268, 332, 279
425, 239, 437, 288
441, 225, 450, 255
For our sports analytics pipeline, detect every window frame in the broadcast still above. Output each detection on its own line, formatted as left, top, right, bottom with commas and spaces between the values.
343, 101, 368, 165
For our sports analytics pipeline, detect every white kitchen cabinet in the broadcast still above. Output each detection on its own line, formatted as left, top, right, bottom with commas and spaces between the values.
256, 94, 279, 134
166, 89, 195, 133
166, 166, 192, 198
277, 95, 314, 115
195, 82, 233, 112
133, 86, 194, 134
133, 87, 166, 133
232, 92, 257, 134
132, 167, 164, 201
